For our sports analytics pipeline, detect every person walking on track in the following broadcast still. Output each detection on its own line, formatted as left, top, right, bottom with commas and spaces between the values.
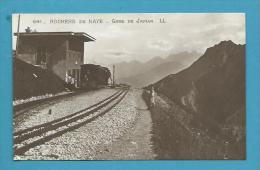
150, 86, 155, 108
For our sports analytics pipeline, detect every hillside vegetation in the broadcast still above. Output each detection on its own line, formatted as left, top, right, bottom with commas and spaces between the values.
144, 40, 245, 159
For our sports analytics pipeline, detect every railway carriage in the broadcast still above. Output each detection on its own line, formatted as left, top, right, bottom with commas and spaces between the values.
79, 64, 111, 89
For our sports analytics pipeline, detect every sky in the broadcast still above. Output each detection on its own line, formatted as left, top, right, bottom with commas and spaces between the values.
12, 13, 245, 67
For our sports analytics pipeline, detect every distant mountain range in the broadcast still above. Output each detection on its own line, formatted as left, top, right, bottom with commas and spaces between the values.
115, 51, 200, 87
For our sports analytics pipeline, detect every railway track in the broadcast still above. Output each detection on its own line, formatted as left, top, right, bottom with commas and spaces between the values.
13, 92, 80, 118
14, 89, 128, 155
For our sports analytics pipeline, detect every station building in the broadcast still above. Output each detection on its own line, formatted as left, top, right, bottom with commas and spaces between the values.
14, 31, 95, 87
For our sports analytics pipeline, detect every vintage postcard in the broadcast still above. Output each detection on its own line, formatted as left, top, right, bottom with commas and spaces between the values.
12, 13, 245, 160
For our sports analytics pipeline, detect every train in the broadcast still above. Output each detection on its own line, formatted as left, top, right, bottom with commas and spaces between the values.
65, 64, 111, 90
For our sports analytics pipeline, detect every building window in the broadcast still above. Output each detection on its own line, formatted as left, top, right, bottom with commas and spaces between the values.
36, 47, 47, 65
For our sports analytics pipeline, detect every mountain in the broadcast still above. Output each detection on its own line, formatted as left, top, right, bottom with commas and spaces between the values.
166, 51, 201, 67
114, 57, 165, 79
115, 51, 200, 87
119, 61, 185, 87
152, 40, 245, 125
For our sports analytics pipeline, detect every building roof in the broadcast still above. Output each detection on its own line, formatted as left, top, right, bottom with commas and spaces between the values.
14, 31, 95, 42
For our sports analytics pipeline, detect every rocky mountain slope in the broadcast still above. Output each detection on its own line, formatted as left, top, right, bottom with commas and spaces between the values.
144, 40, 245, 159
153, 40, 245, 126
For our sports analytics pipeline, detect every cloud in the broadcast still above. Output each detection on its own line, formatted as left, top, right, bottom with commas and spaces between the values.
147, 40, 172, 51
13, 13, 245, 66
103, 49, 134, 60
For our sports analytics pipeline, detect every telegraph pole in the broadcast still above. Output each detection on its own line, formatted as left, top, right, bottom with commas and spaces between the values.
112, 65, 115, 85
15, 14, 21, 57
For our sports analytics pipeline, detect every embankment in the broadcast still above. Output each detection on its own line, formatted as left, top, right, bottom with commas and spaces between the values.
13, 58, 65, 100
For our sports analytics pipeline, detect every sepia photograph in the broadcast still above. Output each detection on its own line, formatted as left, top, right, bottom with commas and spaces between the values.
12, 13, 245, 160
